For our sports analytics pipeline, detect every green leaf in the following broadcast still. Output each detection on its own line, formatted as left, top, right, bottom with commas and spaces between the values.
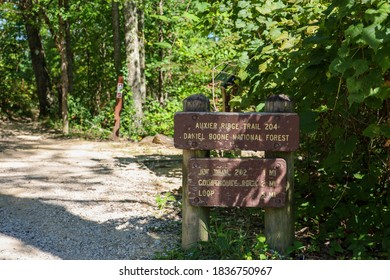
238, 8, 252, 19
194, 1, 211, 13
269, 28, 282, 42
150, 14, 170, 22
229, 95, 242, 105
154, 42, 172, 49
259, 254, 267, 260
235, 19, 246, 29
352, 59, 369, 77
363, 124, 381, 138
365, 6, 388, 24
183, 12, 200, 22
335, 136, 357, 156
300, 111, 319, 134
345, 23, 363, 38
361, 24, 383, 51
379, 2, 390, 13
256, 103, 265, 112
375, 48, 390, 72
330, 57, 353, 75
330, 126, 345, 139
238, 69, 249, 81
257, 234, 266, 243
238, 1, 250, 9
259, 61, 268, 73
348, 92, 365, 105
346, 76, 362, 94
238, 51, 250, 67
380, 124, 390, 138
280, 39, 296, 51
353, 172, 365, 180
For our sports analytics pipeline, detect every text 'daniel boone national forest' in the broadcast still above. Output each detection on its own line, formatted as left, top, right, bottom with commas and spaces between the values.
174, 112, 299, 151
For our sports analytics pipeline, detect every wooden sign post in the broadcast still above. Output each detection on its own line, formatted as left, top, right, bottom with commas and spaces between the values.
264, 94, 295, 254
181, 94, 210, 250
112, 76, 124, 141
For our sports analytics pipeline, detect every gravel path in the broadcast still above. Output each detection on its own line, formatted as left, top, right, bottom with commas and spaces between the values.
0, 120, 182, 260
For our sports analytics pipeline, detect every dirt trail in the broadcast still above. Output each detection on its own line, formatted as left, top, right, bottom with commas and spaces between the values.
0, 120, 182, 259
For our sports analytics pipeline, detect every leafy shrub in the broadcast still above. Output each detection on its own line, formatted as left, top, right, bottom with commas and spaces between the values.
143, 97, 182, 137
120, 96, 182, 140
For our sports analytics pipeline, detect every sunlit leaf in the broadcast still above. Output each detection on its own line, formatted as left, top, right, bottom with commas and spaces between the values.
345, 23, 363, 38
183, 12, 200, 22
361, 24, 383, 51
154, 42, 172, 49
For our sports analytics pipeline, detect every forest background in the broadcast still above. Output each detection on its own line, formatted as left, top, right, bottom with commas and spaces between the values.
0, 0, 389, 259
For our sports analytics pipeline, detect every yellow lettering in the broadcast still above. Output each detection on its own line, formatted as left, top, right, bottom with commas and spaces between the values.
195, 122, 218, 129
208, 133, 229, 141
265, 134, 290, 141
184, 132, 205, 140
220, 123, 239, 130
269, 169, 277, 177
269, 192, 276, 198
198, 169, 209, 176
234, 169, 247, 176
232, 134, 263, 141
241, 180, 257, 187
198, 189, 215, 197
265, 123, 278, 130
245, 123, 261, 130
213, 169, 231, 176
198, 179, 239, 187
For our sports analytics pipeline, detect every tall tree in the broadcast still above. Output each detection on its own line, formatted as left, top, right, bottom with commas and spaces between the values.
112, 0, 122, 76
157, 0, 164, 103
58, 0, 72, 134
137, 6, 146, 101
19, 0, 52, 118
123, 0, 145, 135
38, 0, 73, 133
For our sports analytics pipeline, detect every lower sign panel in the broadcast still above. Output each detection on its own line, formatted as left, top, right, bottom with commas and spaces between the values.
188, 158, 287, 208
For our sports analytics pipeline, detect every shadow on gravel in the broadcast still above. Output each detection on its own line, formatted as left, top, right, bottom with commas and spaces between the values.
0, 194, 180, 260
114, 155, 182, 178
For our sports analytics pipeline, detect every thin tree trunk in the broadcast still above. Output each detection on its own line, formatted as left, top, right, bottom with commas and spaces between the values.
158, 0, 164, 103
65, 8, 73, 96
138, 7, 146, 101
58, 0, 71, 134
20, 0, 52, 118
123, 0, 144, 135
112, 1, 122, 76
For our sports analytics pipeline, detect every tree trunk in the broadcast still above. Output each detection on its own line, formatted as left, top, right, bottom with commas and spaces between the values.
123, 0, 144, 135
112, 1, 122, 76
158, 0, 164, 103
20, 0, 52, 118
58, 0, 72, 134
138, 7, 146, 101
65, 7, 73, 96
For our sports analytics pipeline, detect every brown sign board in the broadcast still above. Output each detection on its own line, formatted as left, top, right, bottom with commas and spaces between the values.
174, 112, 299, 151
188, 158, 287, 208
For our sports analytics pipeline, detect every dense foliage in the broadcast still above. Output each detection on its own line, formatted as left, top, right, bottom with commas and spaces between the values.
0, 2, 36, 117
187, 0, 389, 259
1, 0, 389, 259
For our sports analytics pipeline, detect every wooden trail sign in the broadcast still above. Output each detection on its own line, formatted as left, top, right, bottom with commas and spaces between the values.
174, 112, 299, 151
188, 158, 287, 208
176, 93, 298, 253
